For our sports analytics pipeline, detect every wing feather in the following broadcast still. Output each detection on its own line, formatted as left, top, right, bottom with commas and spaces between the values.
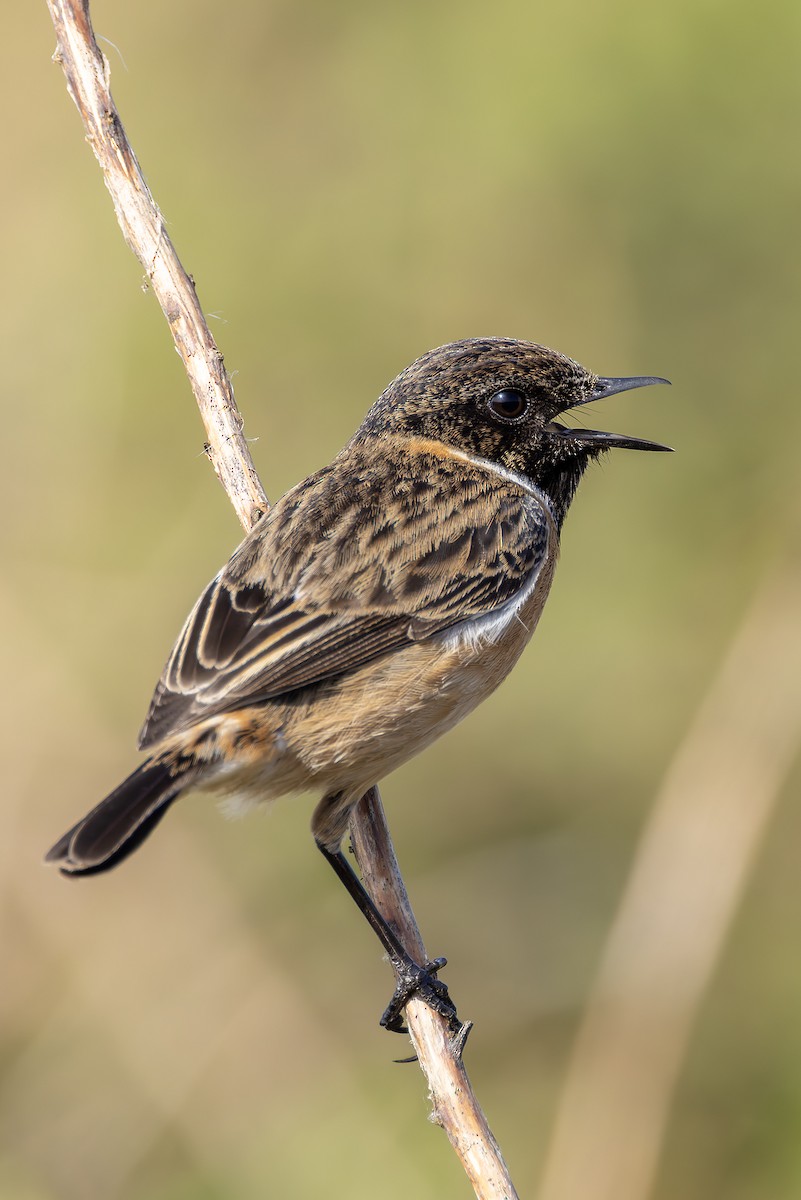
139, 447, 553, 749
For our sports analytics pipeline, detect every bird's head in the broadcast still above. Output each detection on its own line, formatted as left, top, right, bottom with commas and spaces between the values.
354, 337, 671, 527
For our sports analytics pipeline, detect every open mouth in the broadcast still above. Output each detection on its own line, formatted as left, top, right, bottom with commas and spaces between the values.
548, 375, 673, 452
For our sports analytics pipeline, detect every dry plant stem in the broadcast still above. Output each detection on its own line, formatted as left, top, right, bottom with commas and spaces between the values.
352, 790, 520, 1200
539, 547, 801, 1200
47, 4, 517, 1197
47, 0, 268, 531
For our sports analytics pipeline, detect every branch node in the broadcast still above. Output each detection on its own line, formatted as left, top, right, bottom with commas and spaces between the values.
451, 1019, 474, 1061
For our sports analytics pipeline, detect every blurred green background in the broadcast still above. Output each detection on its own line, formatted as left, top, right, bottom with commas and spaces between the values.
3, 1, 801, 1197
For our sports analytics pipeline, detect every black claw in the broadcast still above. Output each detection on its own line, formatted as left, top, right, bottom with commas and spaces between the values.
380, 954, 460, 1034
314, 843, 465, 1039
426, 956, 448, 973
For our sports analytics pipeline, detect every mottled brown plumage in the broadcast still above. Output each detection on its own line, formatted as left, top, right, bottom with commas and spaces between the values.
139, 440, 550, 748
46, 337, 669, 1027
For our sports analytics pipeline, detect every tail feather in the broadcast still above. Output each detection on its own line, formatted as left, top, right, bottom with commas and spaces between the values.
45, 759, 185, 877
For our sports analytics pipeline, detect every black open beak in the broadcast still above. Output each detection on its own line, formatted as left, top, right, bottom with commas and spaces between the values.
588, 375, 671, 403
550, 374, 672, 453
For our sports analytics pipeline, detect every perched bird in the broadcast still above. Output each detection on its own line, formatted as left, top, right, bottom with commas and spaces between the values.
47, 337, 670, 1030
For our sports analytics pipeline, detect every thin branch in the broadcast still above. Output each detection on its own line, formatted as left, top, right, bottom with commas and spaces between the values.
353, 790, 519, 1198
48, 0, 268, 531
538, 546, 801, 1200
45, 3, 517, 1196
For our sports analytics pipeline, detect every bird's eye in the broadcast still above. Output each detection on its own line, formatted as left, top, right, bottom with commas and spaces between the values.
487, 389, 528, 422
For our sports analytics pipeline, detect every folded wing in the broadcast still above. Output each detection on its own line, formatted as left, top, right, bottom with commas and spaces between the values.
139, 448, 552, 749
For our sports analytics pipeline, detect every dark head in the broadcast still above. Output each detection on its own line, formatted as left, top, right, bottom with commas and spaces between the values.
354, 338, 671, 527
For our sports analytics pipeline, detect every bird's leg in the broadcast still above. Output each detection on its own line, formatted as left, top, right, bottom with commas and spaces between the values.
315, 837, 459, 1034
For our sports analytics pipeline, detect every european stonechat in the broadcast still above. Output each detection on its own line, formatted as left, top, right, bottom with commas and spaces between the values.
47, 338, 670, 1030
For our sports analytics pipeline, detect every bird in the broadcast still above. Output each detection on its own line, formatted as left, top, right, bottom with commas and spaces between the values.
46, 337, 670, 1032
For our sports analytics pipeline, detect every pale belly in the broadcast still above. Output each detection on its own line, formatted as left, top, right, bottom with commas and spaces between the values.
196, 549, 556, 827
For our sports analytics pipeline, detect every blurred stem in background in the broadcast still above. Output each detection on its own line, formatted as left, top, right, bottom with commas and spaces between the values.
539, 528, 801, 1200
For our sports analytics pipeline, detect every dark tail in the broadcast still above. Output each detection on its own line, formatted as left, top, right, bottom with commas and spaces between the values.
45, 759, 186, 877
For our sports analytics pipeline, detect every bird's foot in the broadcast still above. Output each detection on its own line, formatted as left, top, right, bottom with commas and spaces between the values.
380, 954, 461, 1035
